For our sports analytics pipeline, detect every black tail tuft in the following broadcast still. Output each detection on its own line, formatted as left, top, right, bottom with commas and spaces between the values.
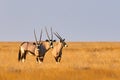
18, 49, 21, 61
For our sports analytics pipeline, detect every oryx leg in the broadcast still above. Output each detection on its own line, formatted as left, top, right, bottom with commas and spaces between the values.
36, 56, 40, 63
21, 51, 27, 62
55, 52, 62, 62
55, 56, 61, 62
57, 57, 61, 62
36, 56, 43, 63
39, 56, 44, 62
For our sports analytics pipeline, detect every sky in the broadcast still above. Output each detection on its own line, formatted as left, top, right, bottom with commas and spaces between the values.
0, 0, 120, 42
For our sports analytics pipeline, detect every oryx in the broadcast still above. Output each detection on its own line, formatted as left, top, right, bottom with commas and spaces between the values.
52, 32, 68, 63
18, 28, 55, 63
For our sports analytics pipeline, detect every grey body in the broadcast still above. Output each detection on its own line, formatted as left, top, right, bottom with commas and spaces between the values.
18, 28, 55, 63
52, 32, 68, 62
18, 41, 53, 63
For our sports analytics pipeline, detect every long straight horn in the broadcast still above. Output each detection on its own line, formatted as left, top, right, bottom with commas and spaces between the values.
51, 27, 53, 40
39, 29, 42, 44
54, 32, 62, 40
34, 29, 38, 44
55, 32, 63, 40
45, 27, 50, 40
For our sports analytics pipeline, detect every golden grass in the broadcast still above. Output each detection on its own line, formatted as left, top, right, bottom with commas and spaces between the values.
0, 42, 120, 80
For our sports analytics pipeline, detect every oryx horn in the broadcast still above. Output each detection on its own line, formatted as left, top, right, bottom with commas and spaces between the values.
51, 27, 53, 40
39, 29, 42, 44
45, 27, 51, 40
34, 29, 38, 44
54, 32, 62, 40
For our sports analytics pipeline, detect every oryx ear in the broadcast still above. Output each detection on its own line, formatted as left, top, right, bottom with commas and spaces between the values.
45, 39, 49, 42
63, 38, 65, 41
33, 42, 36, 45
53, 40, 56, 42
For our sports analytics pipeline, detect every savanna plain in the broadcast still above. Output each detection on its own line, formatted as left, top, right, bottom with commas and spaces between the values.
0, 42, 120, 80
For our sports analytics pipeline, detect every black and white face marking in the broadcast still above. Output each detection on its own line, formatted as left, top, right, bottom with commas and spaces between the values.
60, 39, 68, 47
46, 39, 54, 48
49, 40, 53, 48
36, 44, 40, 49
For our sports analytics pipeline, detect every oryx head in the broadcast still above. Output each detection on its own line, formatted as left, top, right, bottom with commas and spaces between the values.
54, 32, 68, 47
45, 27, 56, 48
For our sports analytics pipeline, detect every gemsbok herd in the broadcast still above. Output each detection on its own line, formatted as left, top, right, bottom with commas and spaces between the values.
18, 27, 68, 63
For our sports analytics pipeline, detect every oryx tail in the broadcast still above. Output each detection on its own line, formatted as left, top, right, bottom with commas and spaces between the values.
18, 48, 21, 61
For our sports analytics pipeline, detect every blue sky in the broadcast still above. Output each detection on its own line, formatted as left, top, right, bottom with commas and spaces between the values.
0, 0, 120, 41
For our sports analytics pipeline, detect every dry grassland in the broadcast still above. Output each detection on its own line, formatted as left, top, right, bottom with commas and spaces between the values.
0, 42, 120, 80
